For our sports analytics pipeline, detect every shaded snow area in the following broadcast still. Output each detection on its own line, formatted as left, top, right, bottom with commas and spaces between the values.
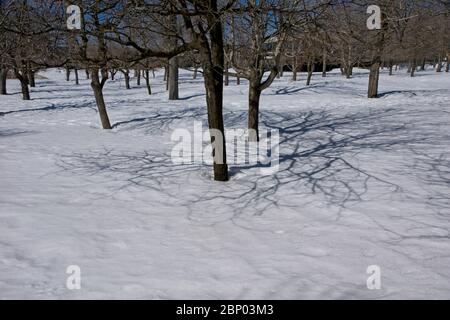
1, 68, 449, 299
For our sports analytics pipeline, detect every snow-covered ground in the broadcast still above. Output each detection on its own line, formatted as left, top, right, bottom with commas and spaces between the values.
0, 67, 449, 299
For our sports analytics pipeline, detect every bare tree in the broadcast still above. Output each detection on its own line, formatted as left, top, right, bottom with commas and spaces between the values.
228, 0, 312, 141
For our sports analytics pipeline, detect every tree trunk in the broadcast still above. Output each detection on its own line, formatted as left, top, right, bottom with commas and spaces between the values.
201, 7, 228, 181
91, 69, 112, 129
168, 57, 179, 100
436, 55, 443, 72
420, 58, 426, 71
389, 60, 394, 76
136, 70, 141, 86
164, 65, 168, 89
248, 82, 262, 142
346, 65, 353, 78
193, 66, 198, 79
15, 64, 30, 100
446, 54, 450, 72
110, 69, 115, 81
20, 78, 30, 100
322, 50, 327, 77
236, 76, 240, 85
411, 59, 417, 77
65, 67, 71, 81
15, 70, 30, 100
368, 62, 381, 98
124, 69, 131, 89
224, 60, 229, 86
29, 71, 35, 87
367, 25, 385, 98
144, 69, 152, 95
292, 57, 297, 81
74, 69, 79, 85
27, 61, 35, 88
306, 62, 315, 86
0, 69, 7, 95
86, 69, 90, 79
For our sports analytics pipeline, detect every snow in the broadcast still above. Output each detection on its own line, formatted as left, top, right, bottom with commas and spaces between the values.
0, 67, 449, 299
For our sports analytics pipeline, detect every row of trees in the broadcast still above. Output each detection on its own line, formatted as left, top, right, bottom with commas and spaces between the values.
1, 0, 449, 181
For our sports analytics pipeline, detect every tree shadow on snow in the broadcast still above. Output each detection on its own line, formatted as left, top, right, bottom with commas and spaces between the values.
53, 104, 448, 225
0, 101, 97, 116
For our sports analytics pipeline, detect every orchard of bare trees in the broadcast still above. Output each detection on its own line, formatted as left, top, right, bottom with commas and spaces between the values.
2, 0, 450, 301
1, 0, 449, 181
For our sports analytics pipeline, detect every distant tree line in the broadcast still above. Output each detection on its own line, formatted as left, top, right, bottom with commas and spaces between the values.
1, 0, 448, 181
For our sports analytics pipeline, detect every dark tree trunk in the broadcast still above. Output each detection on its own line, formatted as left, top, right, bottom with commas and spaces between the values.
411, 59, 417, 77
367, 24, 385, 98
368, 62, 381, 98
90, 69, 111, 129
123, 69, 131, 89
389, 60, 394, 76
27, 62, 35, 88
29, 71, 35, 87
168, 57, 179, 100
193, 66, 198, 79
446, 55, 450, 72
322, 51, 327, 77
224, 60, 229, 86
164, 65, 169, 90
15, 70, 30, 100
0, 69, 7, 95
144, 69, 152, 95
86, 69, 90, 79
346, 65, 353, 78
201, 5, 228, 181
436, 55, 443, 72
306, 62, 315, 86
136, 70, 141, 86
110, 69, 115, 81
74, 69, 79, 85
292, 57, 297, 81
248, 82, 262, 142
20, 78, 30, 100
420, 58, 426, 71
236, 76, 240, 85
65, 67, 71, 81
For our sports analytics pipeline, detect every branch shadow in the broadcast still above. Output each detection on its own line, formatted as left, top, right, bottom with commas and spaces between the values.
0, 129, 37, 137
112, 107, 207, 133
54, 105, 437, 226
178, 93, 206, 100
272, 84, 322, 95
0, 101, 97, 116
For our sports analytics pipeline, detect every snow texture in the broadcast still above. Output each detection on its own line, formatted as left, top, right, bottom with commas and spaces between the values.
0, 68, 449, 299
